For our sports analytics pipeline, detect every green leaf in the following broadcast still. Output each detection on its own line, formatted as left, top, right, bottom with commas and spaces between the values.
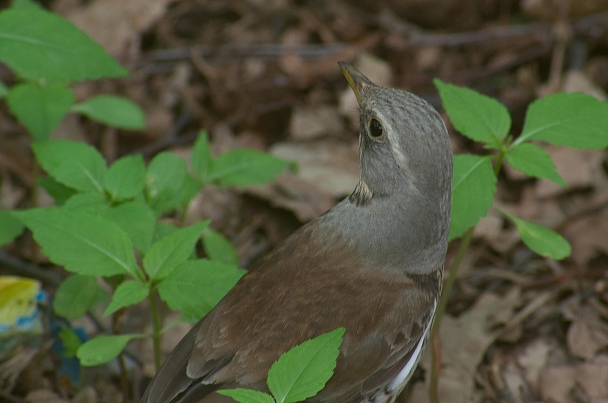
449, 154, 497, 240
217, 389, 275, 403
64, 197, 156, 252
157, 259, 245, 321
53, 274, 98, 319
143, 222, 208, 280
14, 208, 139, 277
33, 140, 106, 193
0, 7, 127, 82
0, 209, 24, 246
104, 280, 149, 316
72, 95, 145, 130
191, 132, 213, 183
434, 79, 511, 149
104, 154, 146, 201
101, 201, 156, 253
211, 149, 292, 187
146, 151, 191, 213
202, 228, 238, 265
517, 92, 608, 149
153, 222, 179, 243
37, 177, 77, 205
77, 334, 143, 366
268, 328, 345, 403
7, 82, 74, 141
505, 142, 566, 186
63, 192, 107, 211
58, 325, 83, 357
502, 211, 571, 260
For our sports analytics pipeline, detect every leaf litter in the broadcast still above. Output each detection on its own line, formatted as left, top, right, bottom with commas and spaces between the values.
1, 0, 607, 401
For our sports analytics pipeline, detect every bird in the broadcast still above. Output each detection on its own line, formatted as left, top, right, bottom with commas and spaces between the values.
141, 61, 453, 403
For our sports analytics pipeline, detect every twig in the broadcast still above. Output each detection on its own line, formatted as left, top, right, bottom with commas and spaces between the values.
554, 197, 608, 232
410, 11, 608, 47
546, 0, 572, 93
149, 289, 163, 371
143, 43, 348, 64
496, 289, 560, 337
0, 250, 61, 287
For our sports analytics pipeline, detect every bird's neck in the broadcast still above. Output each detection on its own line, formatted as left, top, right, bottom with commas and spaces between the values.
322, 188, 449, 275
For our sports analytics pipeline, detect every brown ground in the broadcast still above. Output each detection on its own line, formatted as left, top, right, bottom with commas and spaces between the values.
1, 0, 608, 402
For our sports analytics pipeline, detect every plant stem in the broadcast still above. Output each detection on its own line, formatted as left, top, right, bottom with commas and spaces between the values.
111, 309, 130, 398
149, 289, 163, 370
429, 148, 506, 402
429, 226, 474, 403
493, 149, 505, 177
118, 352, 129, 398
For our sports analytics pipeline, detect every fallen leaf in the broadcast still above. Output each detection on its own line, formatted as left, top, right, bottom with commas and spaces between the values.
563, 208, 608, 266
419, 289, 520, 403
565, 302, 608, 360
575, 355, 608, 400
248, 172, 336, 222
535, 148, 603, 198
539, 366, 577, 403
562, 70, 608, 101
61, 0, 175, 57
24, 389, 70, 403
289, 104, 344, 140
517, 339, 551, 389
270, 140, 359, 197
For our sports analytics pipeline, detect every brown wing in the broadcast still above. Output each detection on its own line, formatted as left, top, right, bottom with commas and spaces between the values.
143, 222, 440, 402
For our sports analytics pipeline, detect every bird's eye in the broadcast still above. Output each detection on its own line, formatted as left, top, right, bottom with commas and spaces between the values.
368, 118, 384, 138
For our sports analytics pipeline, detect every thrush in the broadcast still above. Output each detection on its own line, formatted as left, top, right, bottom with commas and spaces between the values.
141, 62, 453, 403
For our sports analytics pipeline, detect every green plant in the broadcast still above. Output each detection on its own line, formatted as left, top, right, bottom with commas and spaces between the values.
219, 328, 345, 403
429, 80, 608, 402
0, 0, 294, 382
12, 133, 292, 370
0, 2, 145, 141
0, 0, 146, 244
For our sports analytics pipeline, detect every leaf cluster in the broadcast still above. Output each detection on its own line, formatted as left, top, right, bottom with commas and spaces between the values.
436, 80, 608, 259
0, 3, 144, 140
5, 133, 291, 365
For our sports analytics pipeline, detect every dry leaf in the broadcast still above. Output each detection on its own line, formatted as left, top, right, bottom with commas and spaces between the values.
502, 338, 552, 401
535, 147, 603, 198
24, 389, 70, 403
539, 366, 577, 403
248, 172, 336, 222
562, 70, 608, 101
575, 355, 608, 400
566, 304, 608, 360
61, 0, 174, 57
419, 289, 520, 403
270, 140, 359, 197
563, 208, 608, 266
289, 105, 343, 140
473, 209, 520, 254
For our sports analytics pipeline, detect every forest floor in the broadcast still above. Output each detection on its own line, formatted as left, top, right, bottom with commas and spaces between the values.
1, 0, 608, 402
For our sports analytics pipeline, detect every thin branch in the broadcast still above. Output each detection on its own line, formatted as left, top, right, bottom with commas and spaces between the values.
0, 250, 61, 287
143, 43, 348, 64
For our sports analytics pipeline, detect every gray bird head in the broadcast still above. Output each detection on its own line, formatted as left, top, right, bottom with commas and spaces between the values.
327, 62, 453, 274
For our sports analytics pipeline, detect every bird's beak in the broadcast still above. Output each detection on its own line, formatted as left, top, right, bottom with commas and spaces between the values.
339, 62, 372, 107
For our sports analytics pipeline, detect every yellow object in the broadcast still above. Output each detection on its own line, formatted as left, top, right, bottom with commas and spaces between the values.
0, 276, 41, 328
